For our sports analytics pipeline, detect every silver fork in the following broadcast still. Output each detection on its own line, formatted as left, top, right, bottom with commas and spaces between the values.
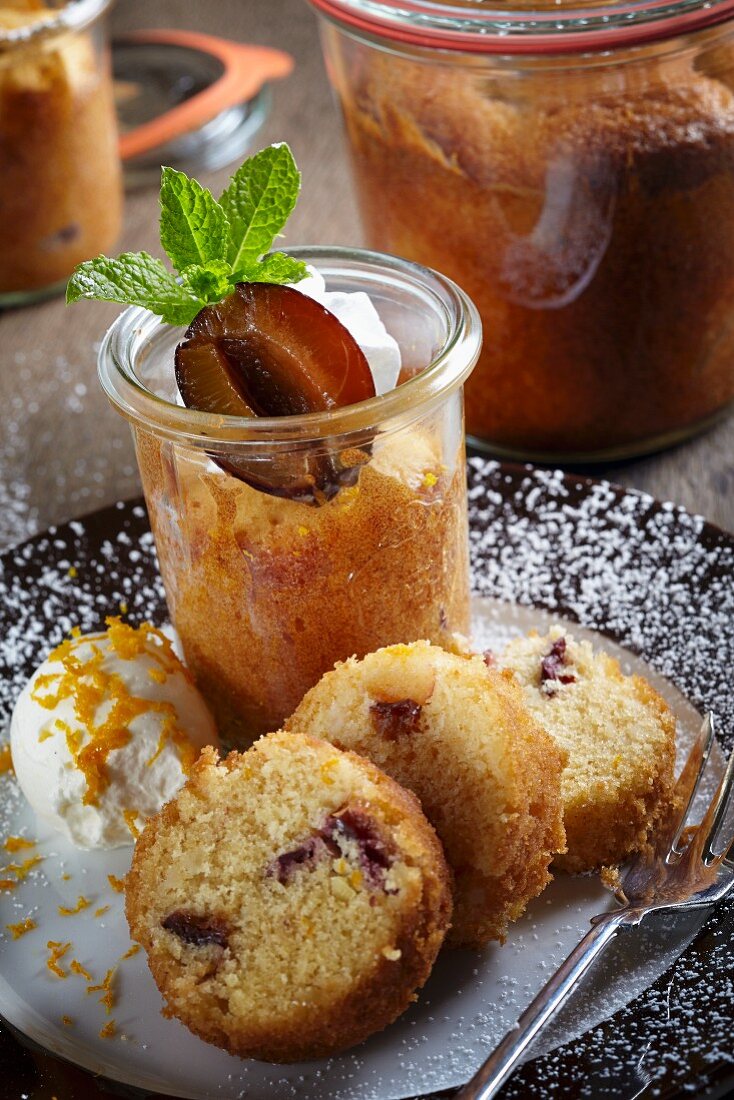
455, 714, 734, 1100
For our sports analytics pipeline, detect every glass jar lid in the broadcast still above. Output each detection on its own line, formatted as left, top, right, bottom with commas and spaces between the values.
308, 0, 734, 54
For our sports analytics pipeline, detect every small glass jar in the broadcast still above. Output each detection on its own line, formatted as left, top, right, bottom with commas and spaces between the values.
99, 247, 481, 746
0, 0, 122, 306
310, 0, 734, 460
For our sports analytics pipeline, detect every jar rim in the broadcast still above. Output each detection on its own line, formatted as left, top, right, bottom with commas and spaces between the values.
307, 0, 734, 55
0, 0, 114, 50
97, 245, 482, 450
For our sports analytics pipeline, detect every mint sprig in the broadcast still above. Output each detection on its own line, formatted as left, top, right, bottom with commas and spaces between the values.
66, 143, 308, 326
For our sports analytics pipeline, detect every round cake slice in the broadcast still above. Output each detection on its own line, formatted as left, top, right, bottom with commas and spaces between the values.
125, 730, 452, 1062
499, 626, 677, 873
285, 641, 567, 947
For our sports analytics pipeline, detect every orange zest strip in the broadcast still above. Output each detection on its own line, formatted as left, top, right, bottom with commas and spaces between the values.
58, 895, 90, 917
4, 855, 43, 881
94, 905, 110, 918
123, 810, 140, 839
61, 1015, 74, 1026
0, 880, 17, 892
6, 917, 36, 939
0, 745, 14, 775
70, 959, 93, 980
87, 967, 116, 1014
3, 837, 36, 853
121, 944, 141, 960
108, 874, 125, 894
46, 941, 71, 978
99, 1019, 116, 1039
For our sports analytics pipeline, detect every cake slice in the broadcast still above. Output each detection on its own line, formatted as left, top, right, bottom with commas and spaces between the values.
125, 730, 452, 1062
500, 626, 677, 872
286, 641, 567, 947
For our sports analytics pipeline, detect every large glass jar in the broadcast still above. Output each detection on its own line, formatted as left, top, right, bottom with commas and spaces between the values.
99, 247, 480, 746
310, 0, 734, 460
0, 0, 122, 306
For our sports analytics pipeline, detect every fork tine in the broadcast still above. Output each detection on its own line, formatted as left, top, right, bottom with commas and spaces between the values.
701, 745, 734, 865
666, 714, 716, 858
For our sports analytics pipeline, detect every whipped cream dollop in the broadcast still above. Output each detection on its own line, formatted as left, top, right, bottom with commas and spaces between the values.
10, 620, 218, 850
294, 267, 402, 395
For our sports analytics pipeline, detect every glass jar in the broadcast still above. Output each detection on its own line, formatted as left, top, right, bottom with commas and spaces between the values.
0, 0, 122, 306
98, 247, 481, 746
310, 0, 734, 460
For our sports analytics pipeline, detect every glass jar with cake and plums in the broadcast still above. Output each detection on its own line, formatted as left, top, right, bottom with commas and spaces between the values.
309, 0, 734, 460
0, 0, 122, 306
98, 246, 481, 747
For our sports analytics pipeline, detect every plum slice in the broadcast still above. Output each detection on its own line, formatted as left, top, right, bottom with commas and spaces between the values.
161, 909, 229, 949
174, 283, 376, 504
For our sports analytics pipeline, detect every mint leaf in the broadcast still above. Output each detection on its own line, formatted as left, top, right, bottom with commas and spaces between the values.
66, 252, 202, 326
181, 260, 233, 303
160, 167, 229, 273
221, 143, 301, 275
252, 252, 308, 285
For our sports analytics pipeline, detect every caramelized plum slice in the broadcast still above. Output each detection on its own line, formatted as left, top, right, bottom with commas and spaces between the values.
174, 283, 376, 504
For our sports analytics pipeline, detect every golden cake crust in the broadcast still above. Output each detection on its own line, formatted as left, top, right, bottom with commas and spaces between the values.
125, 732, 452, 1062
285, 641, 566, 947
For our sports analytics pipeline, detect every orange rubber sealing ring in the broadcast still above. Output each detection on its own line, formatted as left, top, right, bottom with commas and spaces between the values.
118, 30, 294, 161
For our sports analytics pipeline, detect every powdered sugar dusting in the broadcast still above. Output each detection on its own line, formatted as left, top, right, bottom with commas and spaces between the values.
468, 459, 734, 748
0, 460, 732, 1100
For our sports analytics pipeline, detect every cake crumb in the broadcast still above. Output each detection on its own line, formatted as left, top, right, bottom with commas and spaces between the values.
108, 874, 125, 893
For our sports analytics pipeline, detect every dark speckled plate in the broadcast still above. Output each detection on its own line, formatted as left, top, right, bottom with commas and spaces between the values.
0, 458, 732, 1100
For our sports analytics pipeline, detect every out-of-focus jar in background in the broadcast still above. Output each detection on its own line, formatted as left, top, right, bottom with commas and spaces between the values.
0, 0, 122, 306
309, 0, 734, 460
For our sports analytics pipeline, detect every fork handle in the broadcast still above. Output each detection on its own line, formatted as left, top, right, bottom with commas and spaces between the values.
454, 909, 628, 1100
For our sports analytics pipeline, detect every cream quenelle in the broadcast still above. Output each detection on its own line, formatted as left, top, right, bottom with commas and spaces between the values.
294, 267, 401, 395
10, 619, 218, 849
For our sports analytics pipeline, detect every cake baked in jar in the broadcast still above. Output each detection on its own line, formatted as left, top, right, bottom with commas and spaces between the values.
310, 0, 734, 459
0, 0, 122, 306
98, 245, 481, 746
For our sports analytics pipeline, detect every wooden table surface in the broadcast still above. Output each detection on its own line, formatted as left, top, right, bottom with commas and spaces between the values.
0, 0, 732, 551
